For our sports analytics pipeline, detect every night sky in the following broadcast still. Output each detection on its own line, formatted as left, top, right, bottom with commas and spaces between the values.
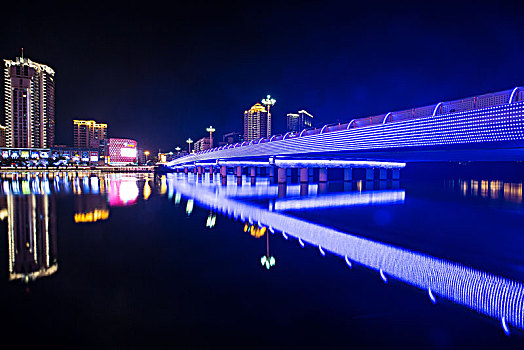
2, 0, 524, 152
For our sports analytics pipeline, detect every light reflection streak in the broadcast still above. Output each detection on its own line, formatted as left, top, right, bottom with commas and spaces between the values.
167, 176, 524, 332
273, 190, 405, 211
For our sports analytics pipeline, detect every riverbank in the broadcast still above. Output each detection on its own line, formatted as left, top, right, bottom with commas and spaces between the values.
0, 165, 155, 173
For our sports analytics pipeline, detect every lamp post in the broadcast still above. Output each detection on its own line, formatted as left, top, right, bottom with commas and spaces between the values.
186, 138, 193, 153
206, 126, 216, 148
261, 94, 276, 137
144, 150, 150, 163
175, 146, 181, 157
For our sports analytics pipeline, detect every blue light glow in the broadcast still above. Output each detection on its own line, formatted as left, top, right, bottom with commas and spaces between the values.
167, 175, 524, 332
169, 91, 524, 166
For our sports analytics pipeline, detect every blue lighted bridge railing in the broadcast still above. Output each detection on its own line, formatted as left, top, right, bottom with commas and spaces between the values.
169, 87, 524, 166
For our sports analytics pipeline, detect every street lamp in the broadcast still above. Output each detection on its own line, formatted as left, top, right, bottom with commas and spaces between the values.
206, 126, 216, 148
144, 150, 150, 162
186, 138, 194, 153
261, 94, 276, 137
175, 146, 181, 157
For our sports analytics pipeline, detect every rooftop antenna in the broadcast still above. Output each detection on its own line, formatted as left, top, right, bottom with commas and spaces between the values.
21, 48, 24, 59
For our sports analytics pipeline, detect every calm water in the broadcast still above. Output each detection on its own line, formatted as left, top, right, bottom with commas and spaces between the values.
1, 169, 524, 349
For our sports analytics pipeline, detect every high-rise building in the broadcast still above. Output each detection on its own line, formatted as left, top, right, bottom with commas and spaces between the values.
286, 110, 314, 133
243, 103, 270, 142
194, 136, 211, 152
0, 125, 6, 147
73, 119, 107, 148
4, 56, 55, 148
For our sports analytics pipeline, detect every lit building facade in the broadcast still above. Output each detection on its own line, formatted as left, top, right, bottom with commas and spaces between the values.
243, 103, 270, 142
4, 56, 55, 148
0, 125, 6, 147
194, 137, 211, 152
287, 110, 313, 133
73, 119, 107, 148
104, 138, 137, 165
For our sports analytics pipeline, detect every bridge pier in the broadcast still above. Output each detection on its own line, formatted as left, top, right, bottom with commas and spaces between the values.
220, 165, 227, 178
319, 168, 328, 182
277, 167, 287, 184
250, 167, 256, 177
365, 168, 374, 181
300, 168, 308, 183
209, 166, 214, 178
278, 183, 286, 198
379, 168, 387, 181
344, 168, 352, 182
300, 182, 308, 196
235, 166, 242, 177
392, 168, 400, 180
184, 167, 188, 174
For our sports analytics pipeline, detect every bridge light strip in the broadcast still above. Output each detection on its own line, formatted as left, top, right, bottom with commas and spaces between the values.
272, 190, 405, 211
217, 160, 271, 167
168, 177, 524, 331
167, 102, 524, 166
273, 159, 406, 169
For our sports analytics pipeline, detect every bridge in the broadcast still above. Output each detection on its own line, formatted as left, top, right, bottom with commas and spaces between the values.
167, 87, 524, 182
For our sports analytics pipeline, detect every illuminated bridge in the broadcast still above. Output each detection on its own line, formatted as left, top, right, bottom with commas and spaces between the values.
167, 87, 524, 181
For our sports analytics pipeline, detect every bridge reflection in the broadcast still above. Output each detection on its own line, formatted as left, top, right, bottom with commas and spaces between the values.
165, 173, 524, 335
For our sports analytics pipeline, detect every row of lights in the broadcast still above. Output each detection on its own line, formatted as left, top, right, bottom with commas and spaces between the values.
182, 94, 276, 154
178, 102, 524, 163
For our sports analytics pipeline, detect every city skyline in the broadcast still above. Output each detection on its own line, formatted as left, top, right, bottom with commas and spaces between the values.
2, 1, 524, 153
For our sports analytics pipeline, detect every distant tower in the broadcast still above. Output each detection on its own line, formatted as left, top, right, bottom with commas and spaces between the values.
243, 103, 269, 142
73, 119, 107, 148
286, 110, 313, 132
4, 53, 55, 148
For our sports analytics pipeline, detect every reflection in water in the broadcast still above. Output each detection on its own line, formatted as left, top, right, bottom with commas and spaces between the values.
451, 179, 523, 204
0, 172, 149, 283
143, 178, 152, 200
108, 177, 139, 206
271, 190, 405, 211
166, 174, 524, 334
75, 194, 110, 223
74, 209, 109, 223
206, 211, 216, 228
4, 194, 57, 283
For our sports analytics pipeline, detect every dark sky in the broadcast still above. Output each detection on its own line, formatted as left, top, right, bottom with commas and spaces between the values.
2, 0, 524, 152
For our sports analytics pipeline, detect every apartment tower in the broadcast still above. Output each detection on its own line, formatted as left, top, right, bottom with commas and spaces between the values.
4, 55, 55, 148
73, 119, 107, 148
243, 103, 270, 142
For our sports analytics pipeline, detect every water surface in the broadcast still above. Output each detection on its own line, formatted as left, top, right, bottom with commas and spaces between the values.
1, 171, 523, 349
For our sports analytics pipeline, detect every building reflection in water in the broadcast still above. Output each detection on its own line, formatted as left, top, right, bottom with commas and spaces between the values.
74, 194, 110, 223
0, 172, 148, 283
2, 194, 58, 283
450, 179, 523, 204
166, 173, 524, 335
